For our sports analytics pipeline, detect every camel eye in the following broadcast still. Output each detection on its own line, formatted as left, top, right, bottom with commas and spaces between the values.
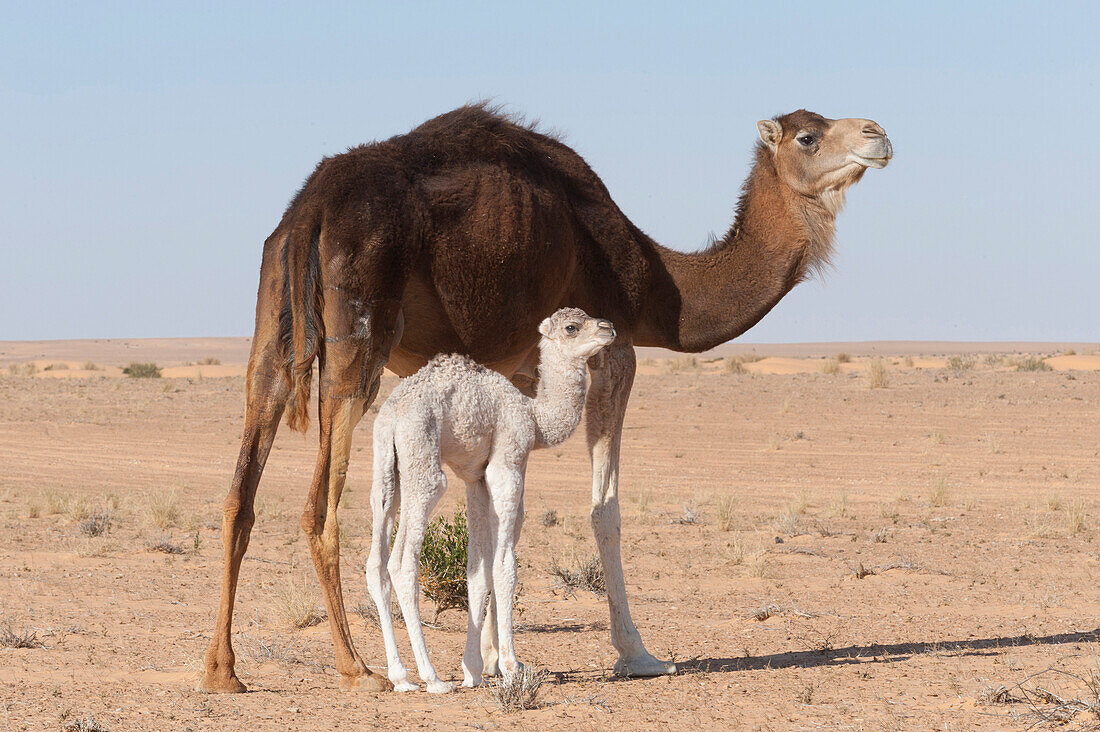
797, 134, 815, 146
565, 324, 578, 334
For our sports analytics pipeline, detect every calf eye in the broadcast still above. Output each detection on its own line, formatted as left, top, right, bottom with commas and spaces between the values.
565, 325, 577, 334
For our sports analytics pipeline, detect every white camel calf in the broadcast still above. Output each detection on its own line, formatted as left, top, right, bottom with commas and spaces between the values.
365, 307, 615, 693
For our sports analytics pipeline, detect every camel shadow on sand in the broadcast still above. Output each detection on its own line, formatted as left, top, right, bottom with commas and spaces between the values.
677, 628, 1100, 675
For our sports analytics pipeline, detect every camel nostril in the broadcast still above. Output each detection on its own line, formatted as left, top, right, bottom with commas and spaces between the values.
862, 123, 885, 137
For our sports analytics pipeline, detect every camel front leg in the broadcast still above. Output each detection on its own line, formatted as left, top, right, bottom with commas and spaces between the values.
586, 346, 676, 677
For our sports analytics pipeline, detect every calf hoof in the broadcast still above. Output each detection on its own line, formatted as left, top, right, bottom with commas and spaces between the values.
427, 680, 456, 694
613, 653, 677, 678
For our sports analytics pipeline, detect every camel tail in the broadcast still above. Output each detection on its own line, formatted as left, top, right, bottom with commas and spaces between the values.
280, 218, 324, 433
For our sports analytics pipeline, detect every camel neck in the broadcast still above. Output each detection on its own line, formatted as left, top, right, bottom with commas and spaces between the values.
530, 344, 589, 449
633, 145, 837, 352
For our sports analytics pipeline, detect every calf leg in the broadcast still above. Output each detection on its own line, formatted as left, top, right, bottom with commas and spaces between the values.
462, 478, 492, 687
486, 460, 526, 677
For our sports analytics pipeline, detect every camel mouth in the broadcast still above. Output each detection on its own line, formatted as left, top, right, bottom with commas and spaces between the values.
851, 153, 891, 170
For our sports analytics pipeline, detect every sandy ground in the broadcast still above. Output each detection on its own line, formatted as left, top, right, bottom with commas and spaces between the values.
1, 340, 1099, 730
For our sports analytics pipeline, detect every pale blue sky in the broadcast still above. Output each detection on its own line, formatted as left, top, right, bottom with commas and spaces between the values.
2, 1, 1097, 342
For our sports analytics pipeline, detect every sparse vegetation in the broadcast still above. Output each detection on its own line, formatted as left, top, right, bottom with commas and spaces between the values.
82, 361, 100, 371
551, 555, 606, 596
62, 717, 109, 732
146, 490, 180, 528
676, 501, 700, 525
716, 495, 737, 532
8, 362, 39, 377
147, 537, 186, 555
747, 550, 770, 578
821, 357, 840, 375
1066, 499, 1087, 534
78, 511, 111, 537
272, 577, 326, 629
123, 362, 161, 378
928, 478, 949, 507
488, 664, 547, 712
539, 508, 560, 527
42, 362, 67, 371
1012, 356, 1052, 372
725, 357, 745, 374
1, 624, 45, 649
835, 352, 851, 363
199, 356, 221, 365
419, 510, 469, 620
945, 355, 975, 373
867, 357, 887, 388
664, 355, 699, 374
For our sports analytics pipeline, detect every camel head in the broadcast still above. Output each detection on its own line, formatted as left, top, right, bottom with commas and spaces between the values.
756, 110, 892, 200
538, 307, 617, 360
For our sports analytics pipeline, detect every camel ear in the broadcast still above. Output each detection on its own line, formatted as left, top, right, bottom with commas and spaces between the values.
757, 119, 782, 151
538, 317, 553, 337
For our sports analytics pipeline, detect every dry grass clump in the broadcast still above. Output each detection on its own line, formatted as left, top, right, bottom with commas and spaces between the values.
664, 355, 699, 374
42, 362, 67, 371
723, 533, 745, 565
123, 362, 161, 378
1066, 499, 1087, 534
835, 352, 851, 363
725, 357, 745, 374
1012, 356, 1052, 372
146, 490, 180, 529
867, 358, 888, 389
928, 478, 949, 507
0, 624, 45, 649
821, 357, 840, 375
746, 550, 770, 578
82, 361, 100, 371
43, 489, 67, 515
716, 495, 737, 532
8, 362, 39, 377
78, 511, 111, 537
147, 536, 186, 554
199, 356, 221, 365
551, 555, 605, 597
945, 355, 975, 373
61, 717, 110, 732
539, 509, 560, 528
488, 665, 548, 713
419, 510, 469, 620
353, 600, 403, 627
272, 578, 326, 629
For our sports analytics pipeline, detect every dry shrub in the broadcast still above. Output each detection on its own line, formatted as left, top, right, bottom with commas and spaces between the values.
42, 362, 66, 371
821, 358, 840, 375
273, 578, 326, 629
123, 362, 161, 378
747, 550, 770, 578
1066, 499, 1087, 534
0, 624, 45, 649
664, 355, 699, 374
539, 509, 560, 528
945, 355, 975, 373
551, 555, 605, 596
867, 358, 888, 389
835, 352, 851, 363
199, 356, 221, 365
148, 536, 186, 555
928, 478, 949, 507
716, 495, 737, 532
65, 496, 91, 522
82, 361, 100, 371
724, 533, 745, 565
43, 489, 67, 515
1012, 356, 1052, 372
62, 717, 109, 732
725, 358, 745, 374
903, 355, 914, 367
489, 665, 547, 713
146, 490, 180, 529
79, 511, 111, 537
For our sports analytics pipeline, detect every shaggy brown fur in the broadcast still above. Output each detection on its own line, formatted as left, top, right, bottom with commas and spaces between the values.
202, 103, 891, 693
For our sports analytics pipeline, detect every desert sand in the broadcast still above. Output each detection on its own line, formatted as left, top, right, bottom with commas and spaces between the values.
1, 338, 1099, 730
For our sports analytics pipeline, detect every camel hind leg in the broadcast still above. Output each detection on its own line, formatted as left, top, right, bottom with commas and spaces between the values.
202, 318, 290, 692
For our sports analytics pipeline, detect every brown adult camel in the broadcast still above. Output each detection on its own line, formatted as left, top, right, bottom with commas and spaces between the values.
201, 104, 892, 693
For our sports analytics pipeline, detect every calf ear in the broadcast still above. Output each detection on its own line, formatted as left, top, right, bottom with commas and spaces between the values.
538, 317, 553, 337
757, 119, 782, 152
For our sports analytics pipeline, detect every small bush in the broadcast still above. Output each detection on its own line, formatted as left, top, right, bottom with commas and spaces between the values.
867, 358, 888, 389
821, 358, 840, 375
1013, 356, 1052, 372
148, 535, 186, 554
1066, 499, 1087, 534
9, 363, 39, 377
62, 717, 109, 732
419, 510, 469, 620
146, 490, 180, 528
42, 363, 67, 371
199, 356, 221, 365
79, 511, 111, 537
539, 509, 559, 528
272, 578, 326, 629
123, 362, 161, 378
716, 495, 737, 532
664, 355, 699, 374
835, 352, 851, 363
945, 355, 975, 373
725, 358, 746, 374
0, 624, 45, 649
551, 555, 605, 597
82, 361, 100, 371
488, 665, 547, 713
929, 478, 949, 507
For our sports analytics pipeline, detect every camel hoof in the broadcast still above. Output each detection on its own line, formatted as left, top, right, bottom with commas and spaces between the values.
613, 653, 677, 678
393, 680, 420, 693
340, 671, 394, 692
461, 675, 483, 688
199, 673, 248, 693
427, 680, 456, 694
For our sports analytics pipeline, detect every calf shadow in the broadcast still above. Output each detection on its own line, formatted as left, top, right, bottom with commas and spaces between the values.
680, 628, 1100, 674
